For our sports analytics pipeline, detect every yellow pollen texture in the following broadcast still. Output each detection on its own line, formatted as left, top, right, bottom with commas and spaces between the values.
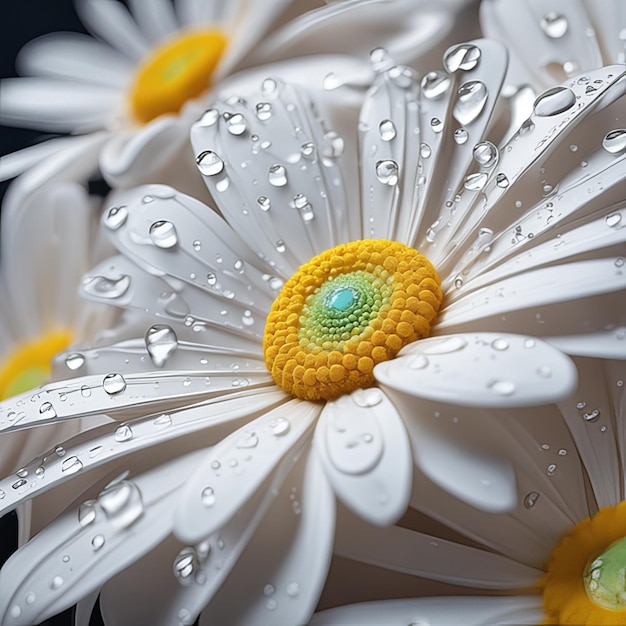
263, 239, 442, 401
542, 501, 626, 625
0, 331, 72, 400
130, 30, 227, 124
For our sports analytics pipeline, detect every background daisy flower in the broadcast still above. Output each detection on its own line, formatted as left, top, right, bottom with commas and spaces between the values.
0, 39, 624, 624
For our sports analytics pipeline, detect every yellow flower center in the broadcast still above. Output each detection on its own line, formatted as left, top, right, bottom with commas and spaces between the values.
129, 30, 228, 124
0, 331, 72, 400
542, 501, 626, 625
263, 240, 442, 402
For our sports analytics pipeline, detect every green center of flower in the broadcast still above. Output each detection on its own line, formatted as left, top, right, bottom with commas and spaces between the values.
584, 537, 626, 611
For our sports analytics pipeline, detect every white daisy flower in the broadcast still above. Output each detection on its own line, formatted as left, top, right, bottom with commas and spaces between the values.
0, 0, 472, 211
310, 353, 625, 625
0, 39, 624, 624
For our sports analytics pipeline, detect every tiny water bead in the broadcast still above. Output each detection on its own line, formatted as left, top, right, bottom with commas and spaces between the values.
263, 240, 442, 401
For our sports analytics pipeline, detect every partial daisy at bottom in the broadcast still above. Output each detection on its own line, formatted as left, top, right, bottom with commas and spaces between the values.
0, 39, 624, 625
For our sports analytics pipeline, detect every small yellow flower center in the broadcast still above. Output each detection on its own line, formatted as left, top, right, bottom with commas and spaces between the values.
0, 331, 72, 400
263, 240, 442, 402
542, 501, 626, 625
129, 30, 228, 124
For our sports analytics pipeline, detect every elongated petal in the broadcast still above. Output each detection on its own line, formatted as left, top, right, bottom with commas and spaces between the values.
315, 388, 412, 525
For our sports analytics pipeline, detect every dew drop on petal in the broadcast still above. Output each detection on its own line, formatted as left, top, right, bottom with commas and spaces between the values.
82, 274, 131, 299
196, 150, 225, 176
606, 213, 622, 228
173, 547, 200, 585
225, 112, 247, 135
149, 220, 178, 249
453, 81, 488, 125
379, 119, 397, 141
104, 206, 128, 230
375, 159, 399, 185
39, 402, 57, 419
286, 582, 300, 597
421, 70, 451, 99
268, 417, 290, 436
268, 164, 288, 187
407, 355, 429, 369
463, 172, 488, 191
65, 352, 85, 371
524, 491, 540, 508
540, 12, 569, 39
453, 128, 469, 144
145, 324, 178, 368
582, 408, 601, 423
114, 423, 134, 442
322, 131, 345, 158
496, 173, 509, 188
487, 379, 516, 396
262, 78, 278, 96
103, 373, 126, 395
473, 141, 498, 168
602, 129, 626, 155
61, 456, 83, 474
430, 117, 444, 133
50, 576, 64, 590
491, 338, 509, 351
533, 86, 576, 117
420, 143, 431, 159
201, 486, 216, 507
92, 534, 105, 551
444, 43, 481, 72
352, 388, 383, 407
198, 108, 219, 127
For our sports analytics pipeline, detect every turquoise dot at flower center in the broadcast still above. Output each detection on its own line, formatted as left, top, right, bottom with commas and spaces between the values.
329, 287, 357, 311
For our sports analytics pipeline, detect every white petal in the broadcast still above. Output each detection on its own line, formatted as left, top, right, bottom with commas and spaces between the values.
0, 451, 202, 625
0, 138, 77, 182
314, 388, 412, 525
74, 590, 100, 626
0, 389, 285, 516
310, 596, 543, 626
127, 0, 178, 43
198, 452, 335, 625
76, 0, 149, 60
335, 508, 542, 589
0, 78, 120, 133
376, 333, 578, 408
547, 328, 626, 359
480, 0, 603, 89
17, 32, 132, 88
583, 0, 626, 65
174, 400, 320, 543
190, 79, 351, 277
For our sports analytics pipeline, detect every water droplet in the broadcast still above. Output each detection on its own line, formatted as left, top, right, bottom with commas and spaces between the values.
473, 141, 498, 168
491, 338, 509, 351
268, 417, 290, 436
39, 402, 57, 419
463, 172, 488, 191
582, 408, 601, 423
606, 213, 622, 228
103, 373, 126, 395
375, 159, 398, 185
264, 583, 275, 596
602, 129, 626, 155
262, 77, 278, 96
322, 131, 344, 158
92, 534, 105, 551
225, 112, 247, 135
149, 220, 178, 249
301, 142, 315, 158
275, 239, 286, 253
78, 500, 97, 526
236, 431, 259, 449
173, 547, 200, 585
268, 164, 288, 187
488, 379, 516, 396
64, 352, 85, 371
114, 423, 133, 443
444, 43, 481, 72
540, 12, 568, 39
50, 575, 64, 590
206, 272, 218, 287
35, 466, 45, 477
370, 47, 394, 72
496, 173, 509, 188
379, 119, 396, 141
547, 463, 557, 476
98, 480, 143, 527
145, 324, 178, 367
453, 81, 488, 125
537, 365, 552, 378
421, 70, 451, 99
533, 86, 576, 117
286, 582, 300, 597
12, 479, 27, 489
255, 102, 272, 121
430, 117, 444, 133
104, 205, 128, 230
61, 456, 83, 474
196, 150, 225, 176
242, 310, 255, 326
201, 486, 216, 507
524, 491, 540, 508
453, 128, 469, 144
82, 274, 131, 299
25, 592, 35, 605
420, 143, 431, 159
423, 336, 467, 355
352, 388, 383, 407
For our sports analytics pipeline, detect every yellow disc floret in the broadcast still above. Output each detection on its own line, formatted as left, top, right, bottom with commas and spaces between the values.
263, 240, 442, 401
542, 501, 626, 625
130, 30, 227, 124
0, 331, 71, 400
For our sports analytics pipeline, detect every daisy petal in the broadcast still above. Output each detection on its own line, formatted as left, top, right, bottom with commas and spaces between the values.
0, 389, 285, 516
190, 80, 350, 277
376, 333, 578, 408
310, 596, 543, 626
547, 328, 626, 358
335, 508, 542, 589
315, 388, 412, 526
127, 0, 178, 43
76, 0, 149, 60
17, 32, 133, 88
480, 0, 604, 88
174, 400, 320, 543
0, 138, 77, 182
198, 452, 335, 625
0, 452, 201, 626
75, 590, 100, 626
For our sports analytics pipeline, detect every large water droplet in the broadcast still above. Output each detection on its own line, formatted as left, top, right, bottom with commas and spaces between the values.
496, 173, 509, 188
375, 159, 399, 185
540, 12, 568, 39
92, 534, 105, 551
463, 172, 488, 191
61, 456, 83, 474
65, 352, 85, 371
104, 206, 128, 230
236, 431, 259, 449
196, 150, 225, 176
268, 164, 288, 187
453, 81, 488, 125
114, 423, 134, 442
602, 129, 626, 155
255, 102, 272, 121
39, 402, 57, 419
453, 128, 469, 144
145, 324, 178, 367
173, 547, 200, 586
473, 141, 498, 168
197, 108, 219, 127
487, 379, 516, 396
99, 480, 143, 527
149, 220, 178, 249
533, 87, 576, 117
201, 486, 216, 507
430, 117, 444, 133
224, 112, 247, 135
268, 416, 290, 436
606, 213, 623, 228
82, 274, 131, 299
103, 373, 126, 395
491, 338, 509, 351
379, 119, 397, 141
352, 388, 383, 408
421, 70, 451, 99
444, 43, 481, 72
420, 143, 431, 159
582, 408, 601, 423
524, 491, 540, 509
